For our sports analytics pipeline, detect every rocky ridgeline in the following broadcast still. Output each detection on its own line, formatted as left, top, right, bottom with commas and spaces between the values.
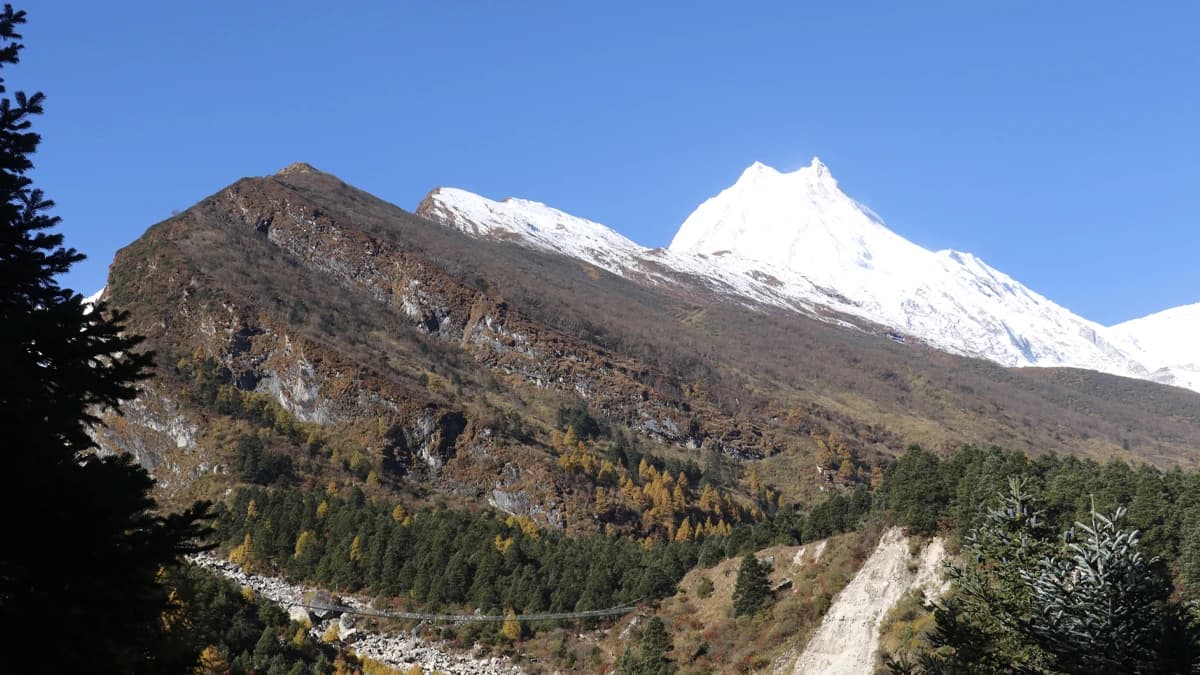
191, 554, 526, 675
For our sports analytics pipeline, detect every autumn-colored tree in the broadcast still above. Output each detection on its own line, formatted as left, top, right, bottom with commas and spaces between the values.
562, 425, 579, 448
598, 459, 618, 484
294, 530, 318, 559
501, 608, 522, 641
837, 459, 856, 483
675, 518, 694, 542
698, 483, 720, 513
639, 458, 654, 482
671, 482, 687, 511
493, 534, 514, 554
229, 533, 255, 567
194, 645, 229, 674
815, 434, 837, 468
747, 467, 761, 495
594, 486, 613, 514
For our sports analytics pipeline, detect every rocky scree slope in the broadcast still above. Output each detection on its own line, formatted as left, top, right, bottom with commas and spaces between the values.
193, 554, 526, 675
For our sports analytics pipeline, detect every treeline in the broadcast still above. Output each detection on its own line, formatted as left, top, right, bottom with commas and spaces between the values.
216, 487, 698, 617
879, 445, 1200, 590
174, 346, 787, 545
213, 483, 874, 629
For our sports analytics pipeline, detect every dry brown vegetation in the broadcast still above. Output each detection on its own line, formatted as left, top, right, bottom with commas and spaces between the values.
633, 523, 885, 673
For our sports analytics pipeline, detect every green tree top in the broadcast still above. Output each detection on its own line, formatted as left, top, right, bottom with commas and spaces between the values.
732, 553, 770, 617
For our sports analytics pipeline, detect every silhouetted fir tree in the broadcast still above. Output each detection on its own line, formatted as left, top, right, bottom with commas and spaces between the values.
732, 553, 770, 617
0, 6, 210, 672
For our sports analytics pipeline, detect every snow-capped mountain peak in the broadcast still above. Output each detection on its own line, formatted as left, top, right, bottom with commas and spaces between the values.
1110, 303, 1200, 390
671, 158, 915, 282
806, 156, 834, 182
669, 159, 1153, 375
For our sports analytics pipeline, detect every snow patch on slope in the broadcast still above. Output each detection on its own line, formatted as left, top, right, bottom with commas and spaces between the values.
419, 188, 646, 278
82, 286, 105, 315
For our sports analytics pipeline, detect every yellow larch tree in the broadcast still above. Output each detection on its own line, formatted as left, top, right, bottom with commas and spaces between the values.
294, 530, 317, 559
501, 608, 522, 641
675, 518, 694, 542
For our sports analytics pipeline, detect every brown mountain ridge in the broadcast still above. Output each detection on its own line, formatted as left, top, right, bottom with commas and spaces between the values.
93, 163, 1200, 528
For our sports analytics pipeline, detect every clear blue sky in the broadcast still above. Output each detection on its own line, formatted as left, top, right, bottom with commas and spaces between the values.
18, 1, 1199, 324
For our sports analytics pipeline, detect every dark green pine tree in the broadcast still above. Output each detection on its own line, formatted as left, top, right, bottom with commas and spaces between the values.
0, 6, 210, 673
732, 553, 770, 617
617, 616, 674, 675
638, 616, 674, 674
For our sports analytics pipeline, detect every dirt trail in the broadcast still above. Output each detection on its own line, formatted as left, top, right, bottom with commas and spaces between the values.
791, 527, 945, 675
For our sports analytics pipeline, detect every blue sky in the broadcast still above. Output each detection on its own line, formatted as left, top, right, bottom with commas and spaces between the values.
19, 1, 1199, 324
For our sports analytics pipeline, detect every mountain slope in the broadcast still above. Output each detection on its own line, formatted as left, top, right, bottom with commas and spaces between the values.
82, 163, 1200, 674
417, 187, 647, 279
421, 159, 1187, 395
93, 162, 1200, 529
417, 186, 838, 316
